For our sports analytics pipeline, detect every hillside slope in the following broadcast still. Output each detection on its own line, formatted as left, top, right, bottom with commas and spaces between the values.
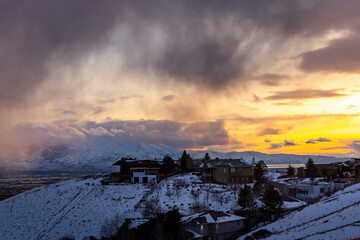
240, 183, 360, 240
0, 174, 304, 240
0, 174, 238, 239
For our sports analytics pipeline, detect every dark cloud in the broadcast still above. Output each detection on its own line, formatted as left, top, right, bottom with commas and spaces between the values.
161, 95, 177, 101
269, 143, 284, 149
284, 139, 296, 146
269, 139, 297, 149
300, 36, 360, 73
75, 119, 229, 149
0, 0, 121, 108
258, 128, 282, 136
316, 137, 331, 142
306, 137, 331, 144
306, 139, 316, 144
264, 89, 348, 100
2, 0, 360, 110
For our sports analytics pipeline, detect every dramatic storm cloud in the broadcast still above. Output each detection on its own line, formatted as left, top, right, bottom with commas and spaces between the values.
2, 0, 360, 108
1, 1, 360, 158
10, 119, 229, 149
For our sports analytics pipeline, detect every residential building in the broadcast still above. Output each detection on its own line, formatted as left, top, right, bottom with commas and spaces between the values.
271, 180, 347, 201
112, 159, 161, 183
181, 211, 245, 240
353, 158, 360, 179
201, 159, 253, 184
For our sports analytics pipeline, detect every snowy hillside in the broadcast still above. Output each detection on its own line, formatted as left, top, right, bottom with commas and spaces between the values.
239, 183, 360, 240
0, 174, 303, 240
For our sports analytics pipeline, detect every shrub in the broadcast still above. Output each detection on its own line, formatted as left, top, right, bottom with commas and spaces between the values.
100, 214, 123, 238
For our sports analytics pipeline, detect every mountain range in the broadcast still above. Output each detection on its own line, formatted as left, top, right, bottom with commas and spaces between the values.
0, 136, 351, 173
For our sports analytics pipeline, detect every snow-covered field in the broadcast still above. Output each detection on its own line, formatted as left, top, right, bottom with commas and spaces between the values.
239, 182, 360, 240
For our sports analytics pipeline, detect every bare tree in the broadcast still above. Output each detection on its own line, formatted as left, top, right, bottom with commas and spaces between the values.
191, 188, 201, 203
165, 188, 173, 200
205, 190, 211, 203
212, 191, 227, 206
142, 196, 162, 218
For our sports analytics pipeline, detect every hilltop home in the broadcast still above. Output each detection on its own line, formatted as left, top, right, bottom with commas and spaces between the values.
112, 159, 161, 183
271, 181, 347, 201
181, 211, 245, 240
200, 159, 253, 184
297, 162, 353, 179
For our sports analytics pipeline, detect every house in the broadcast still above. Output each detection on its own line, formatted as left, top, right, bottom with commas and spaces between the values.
181, 211, 245, 240
201, 159, 253, 184
112, 158, 161, 183
271, 180, 348, 201
297, 162, 352, 180
353, 158, 360, 179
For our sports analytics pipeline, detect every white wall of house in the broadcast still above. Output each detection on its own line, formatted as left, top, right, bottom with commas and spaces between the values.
289, 183, 330, 200
131, 171, 157, 184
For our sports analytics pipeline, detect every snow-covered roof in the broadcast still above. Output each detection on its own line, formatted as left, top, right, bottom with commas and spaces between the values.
200, 159, 251, 168
181, 210, 245, 225
185, 229, 203, 239
127, 218, 149, 229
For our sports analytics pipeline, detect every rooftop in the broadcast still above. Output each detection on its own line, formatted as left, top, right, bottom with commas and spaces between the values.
181, 210, 245, 224
200, 159, 251, 168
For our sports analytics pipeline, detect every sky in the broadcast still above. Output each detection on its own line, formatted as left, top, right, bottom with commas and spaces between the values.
1, 0, 360, 160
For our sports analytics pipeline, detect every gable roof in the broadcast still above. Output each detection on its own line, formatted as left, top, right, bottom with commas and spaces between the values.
181, 210, 245, 224
113, 159, 161, 166
200, 159, 251, 168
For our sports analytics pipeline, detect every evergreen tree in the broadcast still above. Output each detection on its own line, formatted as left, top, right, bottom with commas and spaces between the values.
238, 185, 257, 228
287, 164, 295, 179
204, 152, 211, 162
238, 185, 255, 209
262, 186, 283, 221
180, 150, 193, 172
306, 158, 318, 183
253, 160, 268, 193
160, 154, 176, 176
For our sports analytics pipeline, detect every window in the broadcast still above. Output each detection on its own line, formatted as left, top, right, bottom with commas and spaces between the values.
230, 168, 235, 173
231, 178, 234, 182
142, 177, 148, 183
134, 177, 139, 183
224, 168, 226, 173
224, 178, 226, 183
320, 188, 324, 193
